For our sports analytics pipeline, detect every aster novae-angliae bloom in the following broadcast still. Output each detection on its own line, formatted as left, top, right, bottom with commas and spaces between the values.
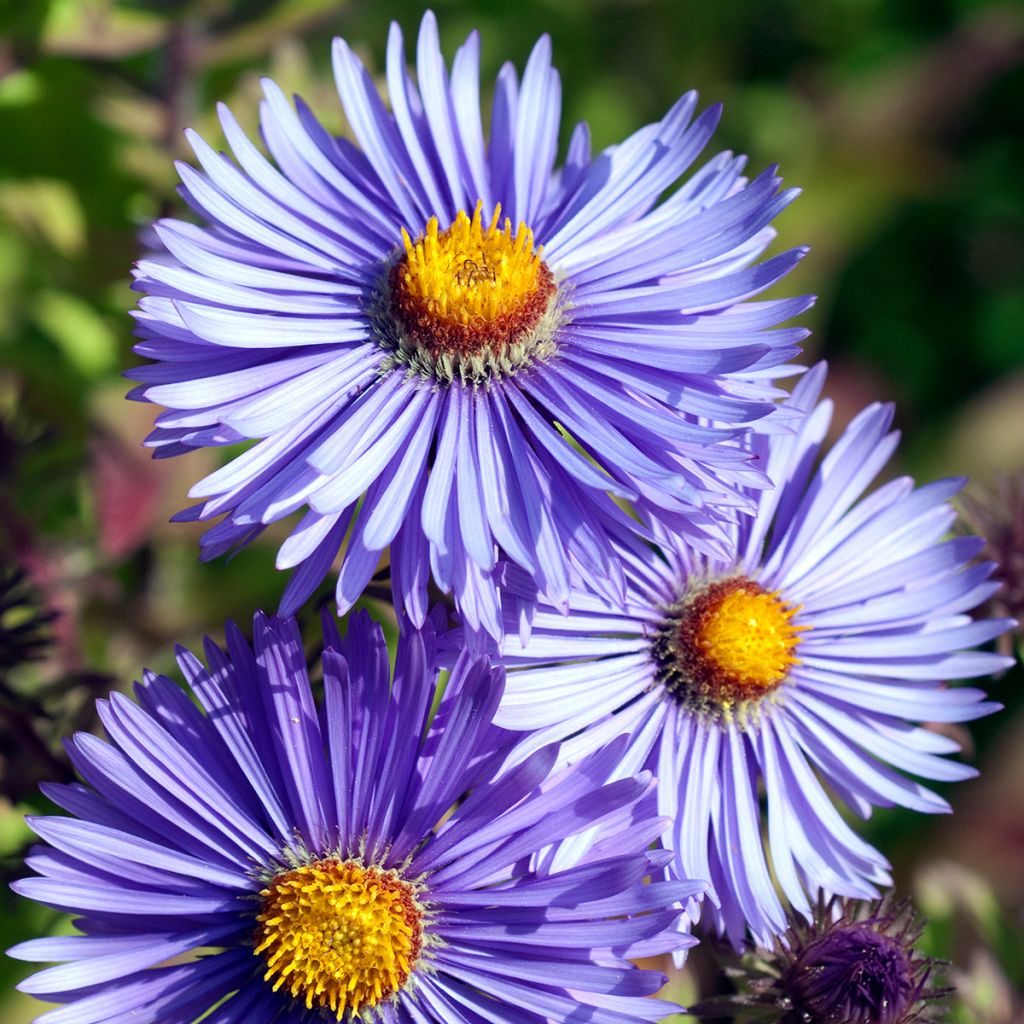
128, 11, 810, 640
691, 893, 950, 1024
9, 610, 697, 1024
492, 362, 1015, 946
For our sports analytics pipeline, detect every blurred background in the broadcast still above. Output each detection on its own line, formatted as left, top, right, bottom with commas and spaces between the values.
0, 0, 1022, 1020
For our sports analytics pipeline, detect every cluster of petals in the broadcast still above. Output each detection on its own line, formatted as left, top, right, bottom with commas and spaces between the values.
9, 11, 1019, 1024
129, 10, 810, 639
492, 363, 1015, 946
10, 612, 697, 1024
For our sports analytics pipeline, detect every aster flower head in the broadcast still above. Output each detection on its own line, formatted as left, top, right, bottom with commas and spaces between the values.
129, 11, 810, 640
493, 362, 1016, 946
692, 893, 950, 1024
9, 610, 697, 1024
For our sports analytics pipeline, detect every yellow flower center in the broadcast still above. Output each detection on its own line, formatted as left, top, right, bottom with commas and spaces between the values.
254, 859, 423, 1019
386, 200, 558, 383
696, 584, 802, 689
656, 578, 807, 721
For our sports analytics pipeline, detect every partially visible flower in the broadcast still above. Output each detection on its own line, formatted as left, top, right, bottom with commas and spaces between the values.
10, 610, 696, 1023
0, 566, 118, 805
691, 893, 950, 1024
0, 567, 53, 671
0, 566, 64, 803
492, 362, 1015, 946
959, 471, 1024, 657
129, 11, 809, 640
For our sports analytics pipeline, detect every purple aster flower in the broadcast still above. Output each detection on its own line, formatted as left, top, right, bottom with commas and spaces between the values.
128, 11, 810, 640
491, 362, 1016, 947
9, 610, 697, 1024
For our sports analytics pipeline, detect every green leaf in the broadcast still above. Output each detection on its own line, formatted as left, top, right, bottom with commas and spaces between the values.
32, 290, 118, 376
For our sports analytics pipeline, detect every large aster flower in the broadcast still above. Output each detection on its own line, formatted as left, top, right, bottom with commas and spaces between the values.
128, 11, 809, 640
10, 611, 697, 1023
492, 363, 1015, 947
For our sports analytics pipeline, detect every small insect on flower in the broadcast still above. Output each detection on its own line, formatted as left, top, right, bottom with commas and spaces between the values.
492, 362, 1016, 946
453, 257, 496, 287
9, 611, 697, 1023
691, 893, 951, 1024
128, 11, 810, 640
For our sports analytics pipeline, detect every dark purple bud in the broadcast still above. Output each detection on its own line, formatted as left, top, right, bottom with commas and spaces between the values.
691, 893, 950, 1024
781, 922, 920, 1024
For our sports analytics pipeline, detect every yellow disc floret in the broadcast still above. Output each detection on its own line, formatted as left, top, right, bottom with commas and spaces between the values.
697, 584, 803, 690
254, 859, 423, 1019
656, 577, 808, 721
398, 199, 546, 328
386, 200, 558, 383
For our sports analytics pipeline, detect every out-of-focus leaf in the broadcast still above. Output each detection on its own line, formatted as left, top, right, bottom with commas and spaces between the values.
0, 805, 34, 857
0, 235, 29, 336
0, 70, 43, 107
953, 950, 1017, 1024
979, 289, 1024, 371
194, 0, 347, 75
945, 373, 1024, 477
32, 291, 117, 377
917, 861, 1001, 944
0, 0, 51, 57
41, 0, 167, 57
0, 180, 85, 258
0, 59, 141, 234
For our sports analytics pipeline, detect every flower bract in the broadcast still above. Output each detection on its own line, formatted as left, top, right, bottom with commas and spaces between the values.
691, 893, 949, 1024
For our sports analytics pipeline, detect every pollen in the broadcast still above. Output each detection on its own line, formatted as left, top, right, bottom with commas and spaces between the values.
655, 578, 808, 720
386, 200, 558, 383
254, 859, 423, 1019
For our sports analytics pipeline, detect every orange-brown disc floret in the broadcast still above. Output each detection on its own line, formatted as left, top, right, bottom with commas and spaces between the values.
388, 200, 557, 376
655, 578, 807, 720
254, 859, 423, 1020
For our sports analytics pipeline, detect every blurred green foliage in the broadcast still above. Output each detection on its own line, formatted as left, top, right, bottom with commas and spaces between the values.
0, 1, 1022, 1020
